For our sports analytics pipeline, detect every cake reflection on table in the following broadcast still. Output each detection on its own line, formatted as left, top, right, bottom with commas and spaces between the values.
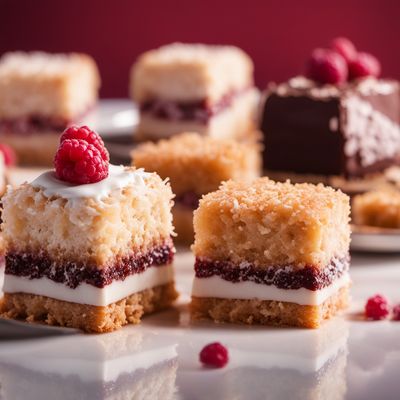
178, 318, 349, 400
0, 329, 178, 400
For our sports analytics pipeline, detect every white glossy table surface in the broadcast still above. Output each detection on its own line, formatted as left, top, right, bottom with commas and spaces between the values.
0, 250, 399, 400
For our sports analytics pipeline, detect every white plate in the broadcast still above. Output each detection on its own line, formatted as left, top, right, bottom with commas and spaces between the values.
351, 225, 400, 253
80, 99, 138, 138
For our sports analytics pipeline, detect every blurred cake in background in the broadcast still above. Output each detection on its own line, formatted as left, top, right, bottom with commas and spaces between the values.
353, 189, 400, 229
0, 52, 100, 165
131, 43, 259, 141
260, 38, 400, 193
132, 132, 261, 245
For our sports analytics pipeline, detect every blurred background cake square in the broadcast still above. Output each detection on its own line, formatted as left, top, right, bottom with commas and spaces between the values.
130, 43, 259, 141
191, 178, 351, 328
132, 132, 261, 244
0, 52, 100, 165
353, 190, 400, 229
0, 165, 177, 333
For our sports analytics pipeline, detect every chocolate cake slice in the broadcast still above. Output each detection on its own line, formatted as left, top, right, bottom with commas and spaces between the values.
261, 76, 400, 181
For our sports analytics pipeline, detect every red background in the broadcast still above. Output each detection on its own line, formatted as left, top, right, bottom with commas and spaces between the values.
1, 0, 399, 98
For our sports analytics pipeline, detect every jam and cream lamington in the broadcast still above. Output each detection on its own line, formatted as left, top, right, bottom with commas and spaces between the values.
132, 132, 261, 244
190, 178, 351, 328
0, 52, 100, 165
0, 127, 177, 333
130, 43, 259, 141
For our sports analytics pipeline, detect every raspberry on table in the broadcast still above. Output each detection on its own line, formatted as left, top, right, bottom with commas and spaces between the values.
331, 37, 357, 63
60, 125, 109, 162
54, 138, 109, 184
349, 52, 381, 80
365, 294, 390, 320
0, 143, 17, 166
199, 342, 229, 368
306, 48, 348, 84
392, 304, 400, 321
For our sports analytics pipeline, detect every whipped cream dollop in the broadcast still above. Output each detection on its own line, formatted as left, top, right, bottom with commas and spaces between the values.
31, 165, 149, 200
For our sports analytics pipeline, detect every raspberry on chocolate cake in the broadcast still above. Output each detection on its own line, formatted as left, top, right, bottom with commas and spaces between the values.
130, 43, 259, 141
0, 127, 177, 333
190, 178, 351, 328
132, 132, 261, 244
260, 38, 400, 193
0, 52, 100, 165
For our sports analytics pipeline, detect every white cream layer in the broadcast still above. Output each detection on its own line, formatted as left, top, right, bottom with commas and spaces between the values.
31, 164, 149, 201
4, 264, 174, 306
191, 272, 350, 306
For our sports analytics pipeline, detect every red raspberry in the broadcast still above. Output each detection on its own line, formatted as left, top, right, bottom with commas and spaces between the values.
392, 304, 400, 321
331, 37, 357, 63
199, 342, 229, 368
365, 294, 390, 320
60, 125, 109, 162
306, 48, 348, 84
349, 52, 381, 80
54, 139, 108, 184
0, 143, 16, 166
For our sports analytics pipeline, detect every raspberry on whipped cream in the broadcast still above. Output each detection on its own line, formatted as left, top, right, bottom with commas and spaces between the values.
55, 138, 109, 184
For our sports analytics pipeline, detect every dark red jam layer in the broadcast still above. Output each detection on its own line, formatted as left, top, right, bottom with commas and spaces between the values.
6, 243, 174, 289
0, 107, 93, 135
175, 191, 200, 210
194, 255, 349, 291
140, 88, 249, 123
0, 116, 69, 135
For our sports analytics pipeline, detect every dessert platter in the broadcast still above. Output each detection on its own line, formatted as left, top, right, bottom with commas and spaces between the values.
0, 37, 400, 399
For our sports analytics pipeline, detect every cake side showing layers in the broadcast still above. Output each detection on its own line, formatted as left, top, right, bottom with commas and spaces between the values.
191, 285, 349, 329
131, 43, 254, 103
192, 178, 350, 268
1, 165, 178, 332
1, 282, 177, 333
261, 76, 400, 179
191, 178, 350, 328
132, 132, 261, 196
0, 52, 100, 121
1, 166, 174, 266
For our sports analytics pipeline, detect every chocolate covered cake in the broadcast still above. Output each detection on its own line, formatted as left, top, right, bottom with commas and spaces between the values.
0, 52, 100, 165
190, 178, 351, 328
131, 43, 259, 141
262, 77, 400, 179
0, 165, 177, 332
132, 132, 261, 244
260, 38, 400, 191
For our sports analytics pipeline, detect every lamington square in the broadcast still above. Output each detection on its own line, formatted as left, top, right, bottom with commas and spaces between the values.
190, 178, 351, 328
132, 132, 261, 244
130, 43, 259, 141
0, 165, 177, 333
0, 52, 100, 165
261, 76, 400, 186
